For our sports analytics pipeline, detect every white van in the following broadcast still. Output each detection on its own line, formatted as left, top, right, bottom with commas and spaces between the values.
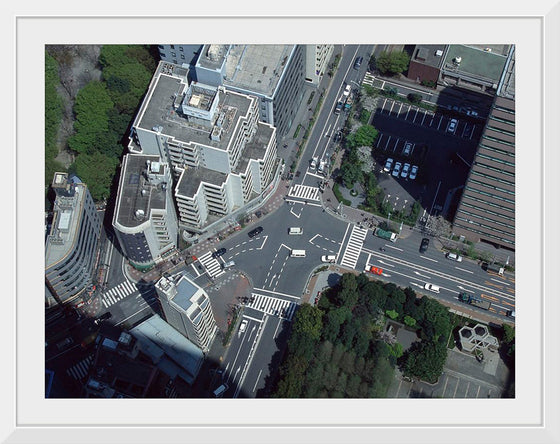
289, 227, 303, 235
290, 249, 306, 257
213, 383, 229, 398
424, 283, 440, 294
321, 254, 337, 263
222, 260, 235, 269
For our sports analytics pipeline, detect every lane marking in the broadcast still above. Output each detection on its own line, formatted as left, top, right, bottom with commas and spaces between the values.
419, 256, 438, 263
454, 267, 474, 274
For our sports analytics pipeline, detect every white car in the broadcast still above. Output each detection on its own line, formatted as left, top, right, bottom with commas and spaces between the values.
310, 157, 318, 169
409, 165, 418, 180
447, 118, 458, 133
383, 158, 394, 173
392, 162, 402, 177
445, 252, 463, 262
402, 142, 412, 156
239, 320, 248, 334
400, 163, 411, 179
424, 283, 440, 294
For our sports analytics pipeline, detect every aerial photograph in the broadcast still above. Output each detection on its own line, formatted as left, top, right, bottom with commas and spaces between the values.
44, 43, 515, 399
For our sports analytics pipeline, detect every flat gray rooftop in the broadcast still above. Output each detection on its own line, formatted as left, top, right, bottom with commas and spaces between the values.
223, 45, 294, 97
115, 154, 167, 228
176, 165, 227, 197
172, 276, 200, 311
138, 74, 253, 151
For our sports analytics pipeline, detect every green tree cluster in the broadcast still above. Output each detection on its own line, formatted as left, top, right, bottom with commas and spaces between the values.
47, 45, 157, 202
376, 51, 411, 76
45, 52, 65, 193
274, 273, 454, 397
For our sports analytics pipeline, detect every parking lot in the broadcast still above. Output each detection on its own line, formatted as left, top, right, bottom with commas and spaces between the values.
371, 98, 482, 221
377, 97, 484, 141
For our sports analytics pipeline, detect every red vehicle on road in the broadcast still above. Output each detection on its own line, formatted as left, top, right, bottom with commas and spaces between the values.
365, 266, 383, 275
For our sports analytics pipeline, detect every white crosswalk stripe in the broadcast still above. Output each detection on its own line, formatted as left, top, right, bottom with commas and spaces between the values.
198, 252, 225, 279
101, 280, 138, 308
66, 354, 94, 381
339, 225, 369, 269
288, 184, 321, 202
246, 293, 298, 321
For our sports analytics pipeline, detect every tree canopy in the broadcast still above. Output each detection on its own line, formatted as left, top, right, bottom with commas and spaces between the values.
376, 51, 411, 76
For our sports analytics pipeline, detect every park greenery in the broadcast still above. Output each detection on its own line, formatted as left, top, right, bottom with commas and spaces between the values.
375, 51, 411, 76
45, 45, 158, 201
271, 273, 453, 397
45, 52, 65, 193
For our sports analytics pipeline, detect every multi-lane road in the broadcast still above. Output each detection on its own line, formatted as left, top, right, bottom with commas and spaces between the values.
48, 44, 515, 399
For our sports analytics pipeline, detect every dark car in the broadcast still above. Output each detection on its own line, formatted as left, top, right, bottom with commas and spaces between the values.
248, 226, 263, 238
419, 238, 430, 253
94, 312, 112, 325
354, 56, 363, 69
212, 247, 227, 258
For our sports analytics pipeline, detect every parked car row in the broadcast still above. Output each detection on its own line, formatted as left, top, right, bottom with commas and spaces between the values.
384, 158, 418, 180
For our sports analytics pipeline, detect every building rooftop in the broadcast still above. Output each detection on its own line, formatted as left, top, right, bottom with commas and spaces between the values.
137, 72, 254, 152
443, 45, 510, 85
411, 44, 447, 68
45, 174, 87, 268
130, 314, 204, 384
114, 154, 169, 228
175, 165, 227, 197
173, 275, 201, 311
222, 44, 295, 97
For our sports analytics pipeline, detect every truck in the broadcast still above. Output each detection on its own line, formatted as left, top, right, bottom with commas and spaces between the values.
458, 292, 492, 310
481, 262, 505, 276
373, 228, 398, 242
344, 93, 353, 111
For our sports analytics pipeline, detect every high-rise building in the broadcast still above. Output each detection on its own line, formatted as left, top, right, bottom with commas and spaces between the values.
304, 44, 334, 85
157, 44, 203, 68
452, 46, 515, 250
45, 173, 101, 307
128, 60, 278, 233
193, 44, 306, 137
112, 154, 179, 270
155, 273, 217, 353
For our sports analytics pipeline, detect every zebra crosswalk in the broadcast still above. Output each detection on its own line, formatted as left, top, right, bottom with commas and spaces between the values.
287, 184, 321, 202
339, 224, 369, 269
66, 354, 94, 381
197, 251, 225, 279
101, 280, 138, 308
246, 293, 298, 321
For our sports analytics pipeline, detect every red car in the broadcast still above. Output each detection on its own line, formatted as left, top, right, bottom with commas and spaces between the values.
368, 266, 383, 275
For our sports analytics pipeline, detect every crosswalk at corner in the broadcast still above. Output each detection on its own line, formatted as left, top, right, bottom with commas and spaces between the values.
197, 252, 225, 279
287, 184, 321, 202
66, 354, 94, 381
339, 224, 369, 269
246, 293, 298, 321
101, 280, 139, 308
362, 72, 376, 87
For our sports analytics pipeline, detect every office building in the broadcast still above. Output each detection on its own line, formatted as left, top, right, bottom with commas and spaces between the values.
155, 273, 217, 353
128, 61, 278, 233
452, 47, 515, 250
45, 173, 101, 307
157, 44, 202, 67
304, 44, 334, 85
193, 44, 306, 137
112, 153, 179, 270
